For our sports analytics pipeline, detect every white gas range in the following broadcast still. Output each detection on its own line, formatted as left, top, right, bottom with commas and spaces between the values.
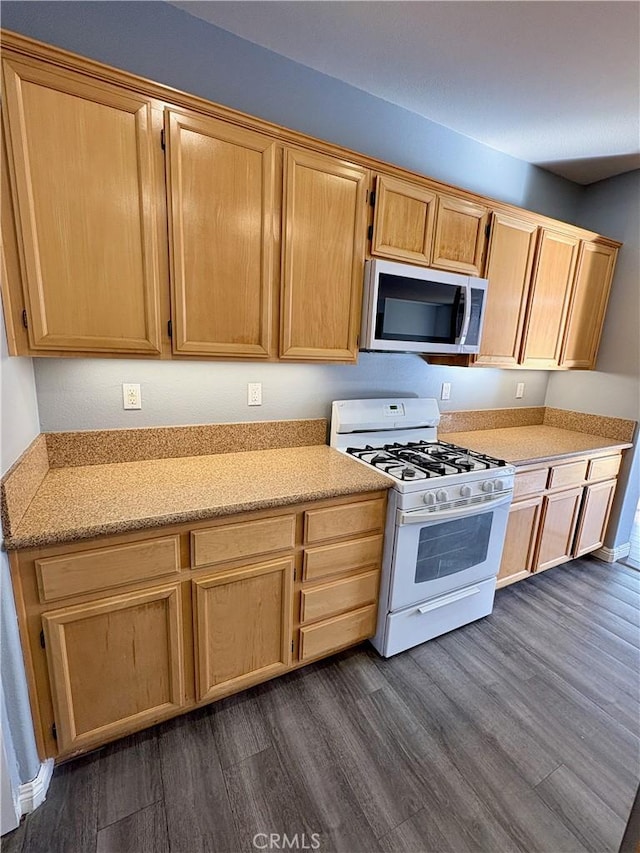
330, 398, 516, 657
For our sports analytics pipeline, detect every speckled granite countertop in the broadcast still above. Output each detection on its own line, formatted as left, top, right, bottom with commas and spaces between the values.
5, 446, 391, 550
440, 425, 632, 467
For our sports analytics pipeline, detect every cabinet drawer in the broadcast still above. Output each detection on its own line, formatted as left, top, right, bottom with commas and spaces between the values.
548, 460, 588, 491
191, 515, 295, 568
513, 468, 548, 499
299, 605, 377, 661
300, 570, 379, 624
586, 454, 621, 483
304, 498, 386, 545
36, 536, 181, 603
303, 534, 383, 582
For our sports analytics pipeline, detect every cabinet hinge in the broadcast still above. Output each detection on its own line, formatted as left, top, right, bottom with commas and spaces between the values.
167, 319, 172, 339
51, 723, 57, 741
40, 629, 45, 649
293, 567, 296, 581
291, 641, 294, 653
160, 128, 166, 150
485, 223, 491, 239
367, 225, 374, 241
22, 309, 28, 329
370, 190, 376, 207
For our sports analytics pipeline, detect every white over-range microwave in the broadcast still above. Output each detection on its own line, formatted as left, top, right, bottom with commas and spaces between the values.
360, 259, 489, 355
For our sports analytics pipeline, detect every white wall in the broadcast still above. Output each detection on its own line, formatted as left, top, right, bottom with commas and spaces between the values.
34, 355, 548, 432
546, 170, 640, 549
0, 313, 39, 475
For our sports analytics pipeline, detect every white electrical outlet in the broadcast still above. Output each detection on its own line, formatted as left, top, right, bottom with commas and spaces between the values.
440, 382, 451, 401
247, 382, 262, 406
122, 383, 142, 410
516, 382, 525, 399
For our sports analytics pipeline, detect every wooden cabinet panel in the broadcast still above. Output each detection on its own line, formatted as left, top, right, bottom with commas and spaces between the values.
548, 460, 588, 491
521, 229, 579, 368
560, 241, 618, 369
432, 194, 488, 275
165, 110, 277, 357
370, 174, 436, 265
41, 584, 184, 752
476, 214, 538, 366
574, 480, 616, 557
280, 148, 368, 361
304, 497, 386, 545
299, 604, 376, 662
586, 454, 621, 483
497, 496, 543, 588
303, 534, 383, 582
193, 558, 293, 702
300, 570, 379, 624
2, 58, 164, 354
535, 487, 583, 572
36, 536, 180, 603
191, 515, 295, 569
513, 467, 549, 500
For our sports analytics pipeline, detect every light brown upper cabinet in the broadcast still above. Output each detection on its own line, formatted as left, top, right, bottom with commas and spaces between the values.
560, 240, 618, 369
431, 194, 489, 275
165, 110, 278, 358
476, 213, 538, 367
1, 57, 165, 354
370, 174, 436, 265
520, 229, 580, 369
280, 148, 368, 361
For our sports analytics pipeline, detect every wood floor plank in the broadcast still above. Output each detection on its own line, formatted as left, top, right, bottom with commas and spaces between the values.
158, 709, 240, 853
96, 802, 168, 853
0, 819, 26, 853
535, 763, 626, 853
372, 652, 587, 853
298, 664, 425, 838
223, 747, 316, 850
97, 729, 162, 828
21, 751, 100, 853
256, 671, 383, 852
543, 568, 639, 625
209, 693, 272, 770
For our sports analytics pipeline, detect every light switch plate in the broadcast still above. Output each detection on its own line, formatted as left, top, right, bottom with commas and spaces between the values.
440, 382, 451, 401
516, 382, 525, 399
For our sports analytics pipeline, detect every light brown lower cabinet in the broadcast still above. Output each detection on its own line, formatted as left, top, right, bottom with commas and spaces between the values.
41, 584, 185, 753
11, 490, 387, 761
497, 452, 623, 587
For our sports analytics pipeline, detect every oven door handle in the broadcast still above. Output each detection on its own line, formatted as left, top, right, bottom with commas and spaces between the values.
457, 282, 472, 345
397, 492, 512, 525
416, 585, 482, 614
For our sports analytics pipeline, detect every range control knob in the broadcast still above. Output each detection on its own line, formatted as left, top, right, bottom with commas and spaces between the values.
460, 485, 472, 498
494, 479, 505, 492
436, 489, 449, 502
482, 480, 495, 493
423, 492, 437, 506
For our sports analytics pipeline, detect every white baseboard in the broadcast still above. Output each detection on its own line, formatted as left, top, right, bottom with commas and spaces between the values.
18, 759, 54, 815
593, 542, 631, 563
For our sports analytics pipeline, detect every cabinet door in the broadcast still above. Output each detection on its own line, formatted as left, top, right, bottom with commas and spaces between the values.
193, 557, 293, 702
573, 480, 616, 557
497, 496, 543, 588
280, 148, 368, 361
370, 174, 436, 265
165, 110, 277, 357
535, 487, 583, 572
476, 214, 538, 366
2, 58, 164, 353
520, 229, 579, 369
42, 584, 184, 753
431, 194, 488, 275
560, 241, 618, 369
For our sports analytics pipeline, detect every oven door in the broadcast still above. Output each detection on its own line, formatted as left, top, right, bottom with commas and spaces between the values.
388, 493, 511, 611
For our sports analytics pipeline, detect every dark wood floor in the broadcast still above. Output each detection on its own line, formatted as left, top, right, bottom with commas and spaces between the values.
4, 557, 639, 853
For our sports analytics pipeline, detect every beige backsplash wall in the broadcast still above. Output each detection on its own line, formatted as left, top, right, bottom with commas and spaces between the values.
33, 354, 550, 432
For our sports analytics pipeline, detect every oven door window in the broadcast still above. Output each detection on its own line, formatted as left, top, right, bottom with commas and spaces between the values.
375, 273, 464, 344
415, 513, 492, 582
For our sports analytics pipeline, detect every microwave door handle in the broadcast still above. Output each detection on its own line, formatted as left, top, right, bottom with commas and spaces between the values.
458, 283, 472, 345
